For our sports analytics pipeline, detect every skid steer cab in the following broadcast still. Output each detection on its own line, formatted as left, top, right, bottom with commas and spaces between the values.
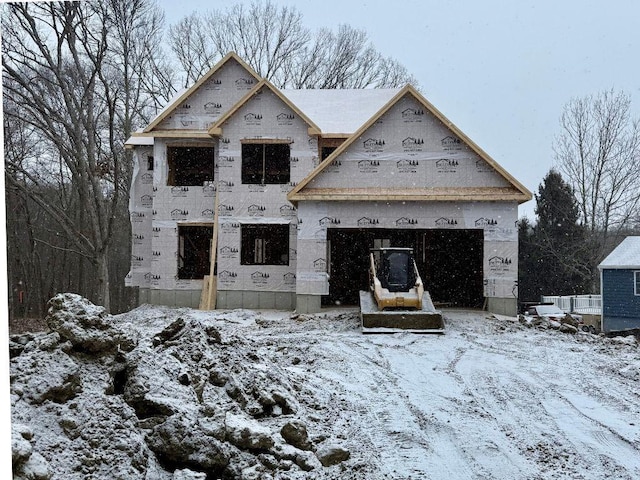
359, 247, 444, 333
370, 248, 424, 310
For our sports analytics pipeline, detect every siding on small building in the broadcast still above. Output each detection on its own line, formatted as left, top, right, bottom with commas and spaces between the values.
601, 269, 640, 331
599, 236, 640, 332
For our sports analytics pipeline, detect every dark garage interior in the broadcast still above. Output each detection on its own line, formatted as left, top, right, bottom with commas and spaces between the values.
324, 228, 484, 308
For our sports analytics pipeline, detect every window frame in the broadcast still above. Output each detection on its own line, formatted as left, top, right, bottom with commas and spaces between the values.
167, 144, 215, 186
177, 224, 214, 279
635, 271, 640, 296
241, 139, 291, 185
241, 224, 290, 266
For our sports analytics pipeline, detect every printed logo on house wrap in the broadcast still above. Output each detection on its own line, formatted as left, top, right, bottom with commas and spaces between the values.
248, 184, 266, 193
178, 116, 197, 127
218, 204, 234, 216
488, 256, 513, 275
279, 204, 296, 218
133, 233, 145, 245
201, 209, 215, 219
217, 180, 234, 192
435, 158, 459, 173
219, 246, 239, 259
441, 136, 463, 152
220, 222, 240, 233
363, 138, 385, 153
277, 112, 295, 125
201, 182, 216, 197
204, 102, 222, 114
171, 186, 189, 197
244, 112, 262, 125
396, 217, 418, 226
203, 77, 222, 90
475, 217, 498, 227
235, 77, 255, 90
130, 212, 146, 222
280, 181, 297, 193
475, 159, 493, 173
313, 258, 327, 272
401, 107, 425, 122
131, 255, 144, 267
283, 272, 296, 286
217, 156, 235, 169
220, 137, 231, 150
218, 270, 238, 285
318, 216, 341, 227
141, 172, 153, 184
358, 159, 380, 173
251, 271, 270, 286
402, 137, 424, 152
150, 274, 161, 286
152, 227, 161, 237
357, 217, 379, 226
248, 204, 266, 217
140, 194, 153, 208
435, 217, 458, 227
325, 159, 342, 173
151, 251, 161, 261
396, 159, 419, 173
171, 209, 188, 220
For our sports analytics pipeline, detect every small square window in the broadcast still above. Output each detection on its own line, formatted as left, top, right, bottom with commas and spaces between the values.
168, 146, 214, 186
241, 224, 289, 265
242, 143, 290, 184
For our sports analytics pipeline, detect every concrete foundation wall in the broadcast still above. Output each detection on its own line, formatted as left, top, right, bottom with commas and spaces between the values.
295, 294, 322, 314
217, 290, 295, 310
486, 297, 517, 316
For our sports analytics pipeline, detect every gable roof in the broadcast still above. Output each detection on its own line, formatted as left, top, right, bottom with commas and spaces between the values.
142, 52, 261, 133
287, 84, 532, 205
598, 236, 640, 269
207, 79, 321, 136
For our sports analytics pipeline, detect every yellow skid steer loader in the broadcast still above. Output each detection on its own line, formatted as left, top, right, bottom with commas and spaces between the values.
359, 248, 444, 333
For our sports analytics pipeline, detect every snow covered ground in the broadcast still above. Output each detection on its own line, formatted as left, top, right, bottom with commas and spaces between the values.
221, 309, 640, 479
10, 298, 640, 479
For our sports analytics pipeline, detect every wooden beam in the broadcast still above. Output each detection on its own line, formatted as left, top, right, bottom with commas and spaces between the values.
204, 189, 220, 310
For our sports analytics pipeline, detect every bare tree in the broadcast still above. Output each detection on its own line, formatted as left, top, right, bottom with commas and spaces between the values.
168, 0, 417, 89
3, 0, 172, 312
554, 89, 640, 260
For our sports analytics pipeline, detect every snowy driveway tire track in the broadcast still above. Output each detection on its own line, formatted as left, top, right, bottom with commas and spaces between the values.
254, 309, 640, 479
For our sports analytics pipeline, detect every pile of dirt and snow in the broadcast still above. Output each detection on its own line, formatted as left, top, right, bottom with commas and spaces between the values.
10, 294, 640, 479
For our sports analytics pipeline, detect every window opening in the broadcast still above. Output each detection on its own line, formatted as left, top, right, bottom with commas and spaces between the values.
635, 271, 640, 296
167, 146, 214, 186
147, 155, 154, 171
241, 143, 290, 184
321, 146, 337, 160
177, 225, 213, 279
241, 224, 289, 265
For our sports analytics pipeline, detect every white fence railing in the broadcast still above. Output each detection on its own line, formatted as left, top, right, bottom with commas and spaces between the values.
541, 295, 601, 315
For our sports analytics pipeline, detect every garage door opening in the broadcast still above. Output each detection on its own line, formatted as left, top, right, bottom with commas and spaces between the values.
324, 228, 484, 308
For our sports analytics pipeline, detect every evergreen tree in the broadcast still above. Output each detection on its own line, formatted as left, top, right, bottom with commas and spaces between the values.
532, 170, 592, 296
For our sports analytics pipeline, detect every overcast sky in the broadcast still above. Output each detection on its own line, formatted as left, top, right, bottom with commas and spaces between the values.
163, 0, 639, 218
